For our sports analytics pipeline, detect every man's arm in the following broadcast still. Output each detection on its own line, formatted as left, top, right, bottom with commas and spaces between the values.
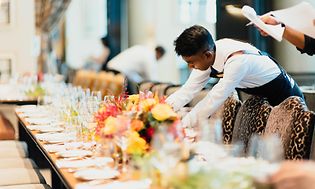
166, 69, 210, 111
181, 56, 249, 127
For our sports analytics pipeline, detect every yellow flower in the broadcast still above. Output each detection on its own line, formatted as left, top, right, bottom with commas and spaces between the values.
102, 116, 118, 135
139, 98, 157, 112
151, 103, 177, 121
128, 94, 140, 104
126, 131, 148, 155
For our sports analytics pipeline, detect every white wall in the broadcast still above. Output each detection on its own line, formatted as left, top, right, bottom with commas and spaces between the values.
128, 0, 216, 84
274, 0, 315, 73
66, 0, 107, 69
0, 0, 36, 74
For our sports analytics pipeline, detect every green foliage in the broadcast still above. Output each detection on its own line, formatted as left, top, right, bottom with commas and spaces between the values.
25, 85, 45, 98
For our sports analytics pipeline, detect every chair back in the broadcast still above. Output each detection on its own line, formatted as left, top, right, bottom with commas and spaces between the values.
232, 96, 272, 152
264, 96, 315, 159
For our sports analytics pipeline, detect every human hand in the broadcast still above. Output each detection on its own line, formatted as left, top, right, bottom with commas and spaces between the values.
257, 13, 281, 36
181, 111, 198, 128
270, 161, 315, 189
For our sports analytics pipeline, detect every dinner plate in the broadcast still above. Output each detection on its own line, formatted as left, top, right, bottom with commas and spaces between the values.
43, 144, 66, 153
35, 133, 73, 143
56, 157, 113, 168
74, 168, 119, 181
38, 126, 64, 133
25, 117, 54, 125
57, 150, 92, 158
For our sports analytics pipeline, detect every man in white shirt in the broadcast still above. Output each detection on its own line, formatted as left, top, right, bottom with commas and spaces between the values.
107, 45, 165, 82
166, 25, 304, 127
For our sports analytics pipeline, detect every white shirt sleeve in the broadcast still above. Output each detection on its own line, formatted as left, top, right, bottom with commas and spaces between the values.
146, 57, 159, 81
182, 56, 250, 127
165, 68, 210, 111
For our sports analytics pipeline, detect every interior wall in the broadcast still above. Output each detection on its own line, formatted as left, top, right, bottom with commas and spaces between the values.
273, 0, 315, 73
128, 0, 216, 84
0, 0, 36, 74
65, 0, 107, 69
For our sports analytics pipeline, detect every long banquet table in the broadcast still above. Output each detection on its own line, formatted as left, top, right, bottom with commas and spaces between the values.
16, 108, 151, 189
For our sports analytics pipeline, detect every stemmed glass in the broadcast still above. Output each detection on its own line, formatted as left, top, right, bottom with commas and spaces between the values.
114, 134, 129, 173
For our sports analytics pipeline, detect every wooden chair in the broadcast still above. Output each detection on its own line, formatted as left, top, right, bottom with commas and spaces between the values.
108, 73, 126, 96
264, 96, 315, 159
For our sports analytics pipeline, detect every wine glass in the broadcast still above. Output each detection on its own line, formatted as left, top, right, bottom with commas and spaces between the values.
115, 134, 129, 173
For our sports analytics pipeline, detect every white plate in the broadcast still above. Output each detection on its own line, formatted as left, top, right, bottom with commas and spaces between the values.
25, 118, 54, 125
35, 133, 73, 143
43, 144, 66, 153
38, 127, 64, 133
28, 125, 64, 132
56, 157, 113, 168
57, 150, 92, 158
74, 168, 119, 181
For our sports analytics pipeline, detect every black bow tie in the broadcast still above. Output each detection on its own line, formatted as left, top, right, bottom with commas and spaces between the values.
210, 67, 223, 78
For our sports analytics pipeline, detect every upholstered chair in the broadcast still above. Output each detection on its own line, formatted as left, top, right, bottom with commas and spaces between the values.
0, 184, 51, 189
0, 168, 47, 186
0, 140, 28, 158
188, 89, 211, 107
264, 96, 315, 160
221, 94, 242, 144
151, 83, 172, 98
232, 96, 273, 152
0, 158, 37, 169
164, 85, 181, 97
138, 81, 156, 92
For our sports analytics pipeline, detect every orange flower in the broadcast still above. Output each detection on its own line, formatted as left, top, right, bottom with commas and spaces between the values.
131, 119, 145, 132
101, 116, 118, 135
151, 103, 177, 121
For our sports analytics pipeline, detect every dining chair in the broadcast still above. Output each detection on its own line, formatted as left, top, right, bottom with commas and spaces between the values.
164, 84, 181, 97
151, 83, 172, 98
221, 94, 242, 144
264, 96, 315, 159
0, 168, 47, 186
0, 158, 37, 169
0, 184, 51, 189
232, 96, 273, 153
0, 140, 28, 158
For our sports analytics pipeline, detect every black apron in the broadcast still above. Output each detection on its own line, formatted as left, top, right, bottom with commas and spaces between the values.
209, 51, 304, 106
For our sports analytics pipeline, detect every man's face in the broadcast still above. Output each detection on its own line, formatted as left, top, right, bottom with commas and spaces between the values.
182, 50, 215, 71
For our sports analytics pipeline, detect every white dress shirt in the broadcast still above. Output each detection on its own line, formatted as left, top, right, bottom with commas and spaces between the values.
166, 38, 281, 127
107, 45, 158, 82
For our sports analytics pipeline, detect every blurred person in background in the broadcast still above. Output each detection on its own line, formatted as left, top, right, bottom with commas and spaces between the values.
85, 36, 114, 71
107, 45, 165, 83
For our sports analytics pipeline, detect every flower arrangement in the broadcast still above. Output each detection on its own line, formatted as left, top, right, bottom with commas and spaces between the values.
94, 91, 181, 155
25, 84, 46, 98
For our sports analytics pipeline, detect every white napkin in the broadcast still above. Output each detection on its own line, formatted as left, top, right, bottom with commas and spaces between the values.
56, 157, 113, 168
76, 179, 151, 189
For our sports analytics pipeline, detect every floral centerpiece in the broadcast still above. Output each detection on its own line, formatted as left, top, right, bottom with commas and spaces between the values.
94, 91, 181, 155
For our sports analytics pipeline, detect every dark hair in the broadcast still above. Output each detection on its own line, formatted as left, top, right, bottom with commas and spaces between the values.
101, 36, 110, 47
155, 46, 166, 57
174, 25, 215, 56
